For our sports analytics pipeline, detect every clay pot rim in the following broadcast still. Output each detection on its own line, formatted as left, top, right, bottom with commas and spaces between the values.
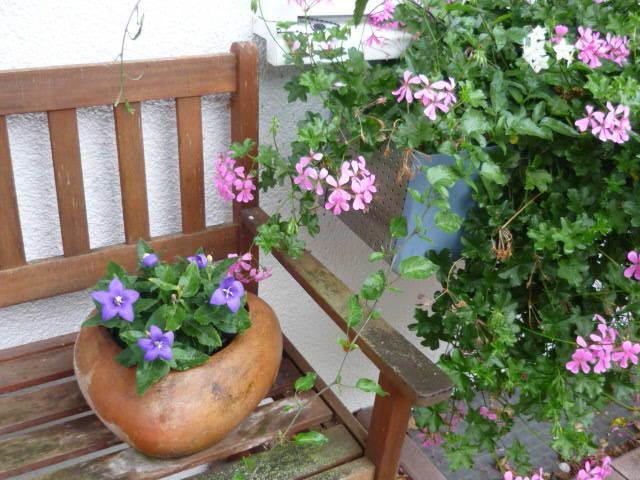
87, 292, 259, 378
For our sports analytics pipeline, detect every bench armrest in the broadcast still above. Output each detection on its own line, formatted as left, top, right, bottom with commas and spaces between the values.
241, 208, 453, 407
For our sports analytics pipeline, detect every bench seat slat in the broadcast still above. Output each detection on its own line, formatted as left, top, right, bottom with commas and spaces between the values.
0, 415, 120, 479
0, 115, 25, 268
32, 393, 332, 480
307, 457, 375, 480
0, 346, 74, 394
200, 424, 362, 480
0, 379, 87, 435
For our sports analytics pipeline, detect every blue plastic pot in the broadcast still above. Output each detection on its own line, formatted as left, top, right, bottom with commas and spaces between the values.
391, 151, 477, 272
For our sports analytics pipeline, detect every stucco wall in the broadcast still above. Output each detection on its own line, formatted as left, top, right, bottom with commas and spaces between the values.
0, 0, 441, 411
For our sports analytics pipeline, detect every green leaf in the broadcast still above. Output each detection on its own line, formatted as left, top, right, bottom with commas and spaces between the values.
346, 295, 363, 328
134, 298, 157, 314
115, 345, 143, 367
352, 0, 370, 25
525, 169, 553, 192
82, 312, 103, 327
511, 117, 552, 140
389, 216, 408, 238
369, 252, 385, 262
398, 256, 439, 280
292, 431, 329, 446
107, 261, 128, 281
171, 346, 210, 371
360, 270, 386, 300
136, 360, 170, 395
149, 278, 178, 292
435, 210, 463, 234
480, 161, 508, 185
540, 117, 579, 137
355, 378, 388, 396
337, 338, 359, 351
294, 372, 317, 392
182, 322, 223, 348
460, 110, 489, 135
136, 239, 153, 262
490, 70, 507, 111
178, 262, 201, 298
119, 330, 145, 343
164, 305, 186, 331
425, 164, 458, 188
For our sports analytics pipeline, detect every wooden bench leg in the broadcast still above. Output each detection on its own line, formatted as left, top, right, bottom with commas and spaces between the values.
365, 372, 413, 480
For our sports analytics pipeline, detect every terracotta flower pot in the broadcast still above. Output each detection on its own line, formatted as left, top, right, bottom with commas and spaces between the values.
74, 293, 282, 458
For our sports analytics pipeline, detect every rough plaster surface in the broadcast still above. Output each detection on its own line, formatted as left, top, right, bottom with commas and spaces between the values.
0, 0, 441, 411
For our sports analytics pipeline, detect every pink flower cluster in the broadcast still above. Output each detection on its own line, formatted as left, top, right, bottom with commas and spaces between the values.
575, 27, 630, 68
227, 252, 271, 284
566, 315, 640, 374
503, 468, 545, 480
576, 456, 613, 480
365, 0, 398, 47
575, 103, 632, 144
418, 402, 466, 448
214, 152, 256, 203
479, 406, 498, 421
624, 250, 640, 280
293, 153, 377, 215
392, 71, 457, 121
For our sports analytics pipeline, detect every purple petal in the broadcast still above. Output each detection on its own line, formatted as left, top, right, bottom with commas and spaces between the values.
628, 251, 638, 263
142, 253, 159, 267
624, 266, 636, 279
227, 295, 241, 313
123, 289, 140, 304
231, 280, 245, 297
158, 346, 173, 361
149, 325, 163, 341
634, 268, 640, 281
144, 349, 159, 362
100, 303, 119, 321
163, 331, 174, 345
91, 290, 112, 306
109, 277, 124, 295
137, 338, 154, 352
210, 288, 226, 306
118, 304, 135, 322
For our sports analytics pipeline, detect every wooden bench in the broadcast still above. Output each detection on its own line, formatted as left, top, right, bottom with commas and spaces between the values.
0, 41, 453, 479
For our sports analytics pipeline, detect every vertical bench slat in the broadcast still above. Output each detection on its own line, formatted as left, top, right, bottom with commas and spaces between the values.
0, 115, 26, 268
176, 96, 205, 233
47, 109, 90, 256
230, 41, 259, 293
114, 102, 150, 243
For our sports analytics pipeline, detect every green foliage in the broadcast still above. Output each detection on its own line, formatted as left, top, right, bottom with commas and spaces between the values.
88, 241, 249, 395
292, 431, 329, 446
355, 378, 388, 397
294, 372, 317, 392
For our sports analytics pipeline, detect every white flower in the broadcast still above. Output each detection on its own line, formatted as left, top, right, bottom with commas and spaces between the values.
522, 26, 550, 73
553, 38, 576, 65
526, 0, 537, 4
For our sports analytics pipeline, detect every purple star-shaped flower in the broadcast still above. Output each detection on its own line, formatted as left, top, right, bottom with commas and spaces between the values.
137, 326, 174, 361
141, 253, 159, 268
187, 253, 208, 269
91, 277, 140, 322
210, 276, 245, 313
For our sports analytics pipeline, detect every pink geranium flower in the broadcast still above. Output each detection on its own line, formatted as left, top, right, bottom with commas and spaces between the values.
552, 24, 569, 43
293, 157, 315, 191
392, 70, 422, 103
612, 341, 640, 368
325, 174, 352, 215
624, 251, 640, 279
479, 406, 498, 421
214, 152, 256, 203
566, 336, 594, 374
351, 174, 377, 211
575, 105, 604, 133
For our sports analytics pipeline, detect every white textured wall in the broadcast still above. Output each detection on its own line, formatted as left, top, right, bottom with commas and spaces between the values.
0, 0, 440, 411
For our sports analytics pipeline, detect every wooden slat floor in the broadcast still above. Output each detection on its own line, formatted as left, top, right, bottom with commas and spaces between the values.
0, 333, 374, 480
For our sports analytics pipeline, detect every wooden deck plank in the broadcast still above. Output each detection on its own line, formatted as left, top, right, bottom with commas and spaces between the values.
612, 447, 640, 480
201, 425, 362, 480
0, 379, 87, 435
0, 415, 119, 479
307, 457, 375, 480
34, 393, 332, 479
0, 346, 74, 394
0, 333, 76, 363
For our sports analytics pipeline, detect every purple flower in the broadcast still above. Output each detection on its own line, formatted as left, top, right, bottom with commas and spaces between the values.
137, 325, 174, 362
210, 276, 245, 313
141, 253, 159, 268
91, 277, 140, 322
188, 253, 208, 269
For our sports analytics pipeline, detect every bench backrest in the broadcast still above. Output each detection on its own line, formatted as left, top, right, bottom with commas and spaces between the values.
0, 42, 258, 307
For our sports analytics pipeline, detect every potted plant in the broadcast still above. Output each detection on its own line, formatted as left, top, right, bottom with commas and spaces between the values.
74, 241, 281, 458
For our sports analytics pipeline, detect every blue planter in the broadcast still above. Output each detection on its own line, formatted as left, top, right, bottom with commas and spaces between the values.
391, 152, 477, 272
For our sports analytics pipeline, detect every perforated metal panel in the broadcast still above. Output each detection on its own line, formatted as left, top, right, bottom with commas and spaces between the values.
338, 148, 411, 255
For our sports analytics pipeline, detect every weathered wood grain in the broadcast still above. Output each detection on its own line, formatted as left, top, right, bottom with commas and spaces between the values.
201, 425, 362, 480
34, 393, 332, 479
612, 447, 640, 480
0, 115, 25, 268
0, 379, 87, 435
48, 108, 90, 256
176, 96, 205, 234
0, 332, 76, 363
307, 457, 375, 480
0, 54, 237, 115
114, 102, 149, 243
0, 222, 238, 307
241, 207, 453, 407
0, 415, 120, 479
0, 346, 74, 394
